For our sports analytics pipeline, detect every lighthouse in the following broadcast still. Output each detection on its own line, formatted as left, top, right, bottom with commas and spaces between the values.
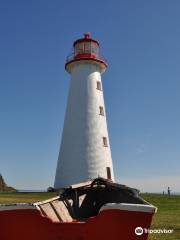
54, 33, 114, 189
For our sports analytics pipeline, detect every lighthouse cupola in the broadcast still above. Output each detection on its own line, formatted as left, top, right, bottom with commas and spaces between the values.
65, 33, 107, 73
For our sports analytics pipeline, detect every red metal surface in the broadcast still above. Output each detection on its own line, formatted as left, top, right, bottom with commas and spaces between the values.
0, 208, 154, 240
73, 33, 100, 47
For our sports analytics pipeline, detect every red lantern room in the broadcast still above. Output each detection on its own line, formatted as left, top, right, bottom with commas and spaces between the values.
65, 33, 107, 72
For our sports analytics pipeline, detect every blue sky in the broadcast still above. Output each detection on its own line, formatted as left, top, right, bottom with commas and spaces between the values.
0, 0, 179, 192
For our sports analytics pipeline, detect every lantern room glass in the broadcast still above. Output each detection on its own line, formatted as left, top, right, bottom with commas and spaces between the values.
91, 42, 99, 55
84, 42, 91, 53
75, 41, 99, 56
75, 42, 84, 54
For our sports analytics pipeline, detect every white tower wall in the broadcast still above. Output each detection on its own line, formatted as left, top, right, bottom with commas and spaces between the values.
54, 61, 114, 189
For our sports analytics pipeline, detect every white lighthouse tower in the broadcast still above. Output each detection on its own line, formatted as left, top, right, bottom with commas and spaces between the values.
54, 33, 114, 189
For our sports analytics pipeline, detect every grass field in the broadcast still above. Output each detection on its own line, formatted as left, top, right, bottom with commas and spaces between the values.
0, 192, 57, 204
0, 192, 179, 239
141, 194, 180, 240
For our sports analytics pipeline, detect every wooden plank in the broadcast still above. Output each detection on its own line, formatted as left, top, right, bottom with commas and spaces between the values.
40, 203, 60, 222
70, 180, 92, 189
51, 200, 73, 222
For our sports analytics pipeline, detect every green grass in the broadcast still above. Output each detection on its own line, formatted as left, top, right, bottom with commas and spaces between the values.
0, 192, 179, 239
0, 192, 57, 204
141, 194, 180, 240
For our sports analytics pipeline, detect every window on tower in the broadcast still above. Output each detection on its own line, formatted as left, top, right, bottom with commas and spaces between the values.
106, 167, 112, 180
96, 81, 102, 91
103, 137, 108, 147
99, 106, 104, 116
